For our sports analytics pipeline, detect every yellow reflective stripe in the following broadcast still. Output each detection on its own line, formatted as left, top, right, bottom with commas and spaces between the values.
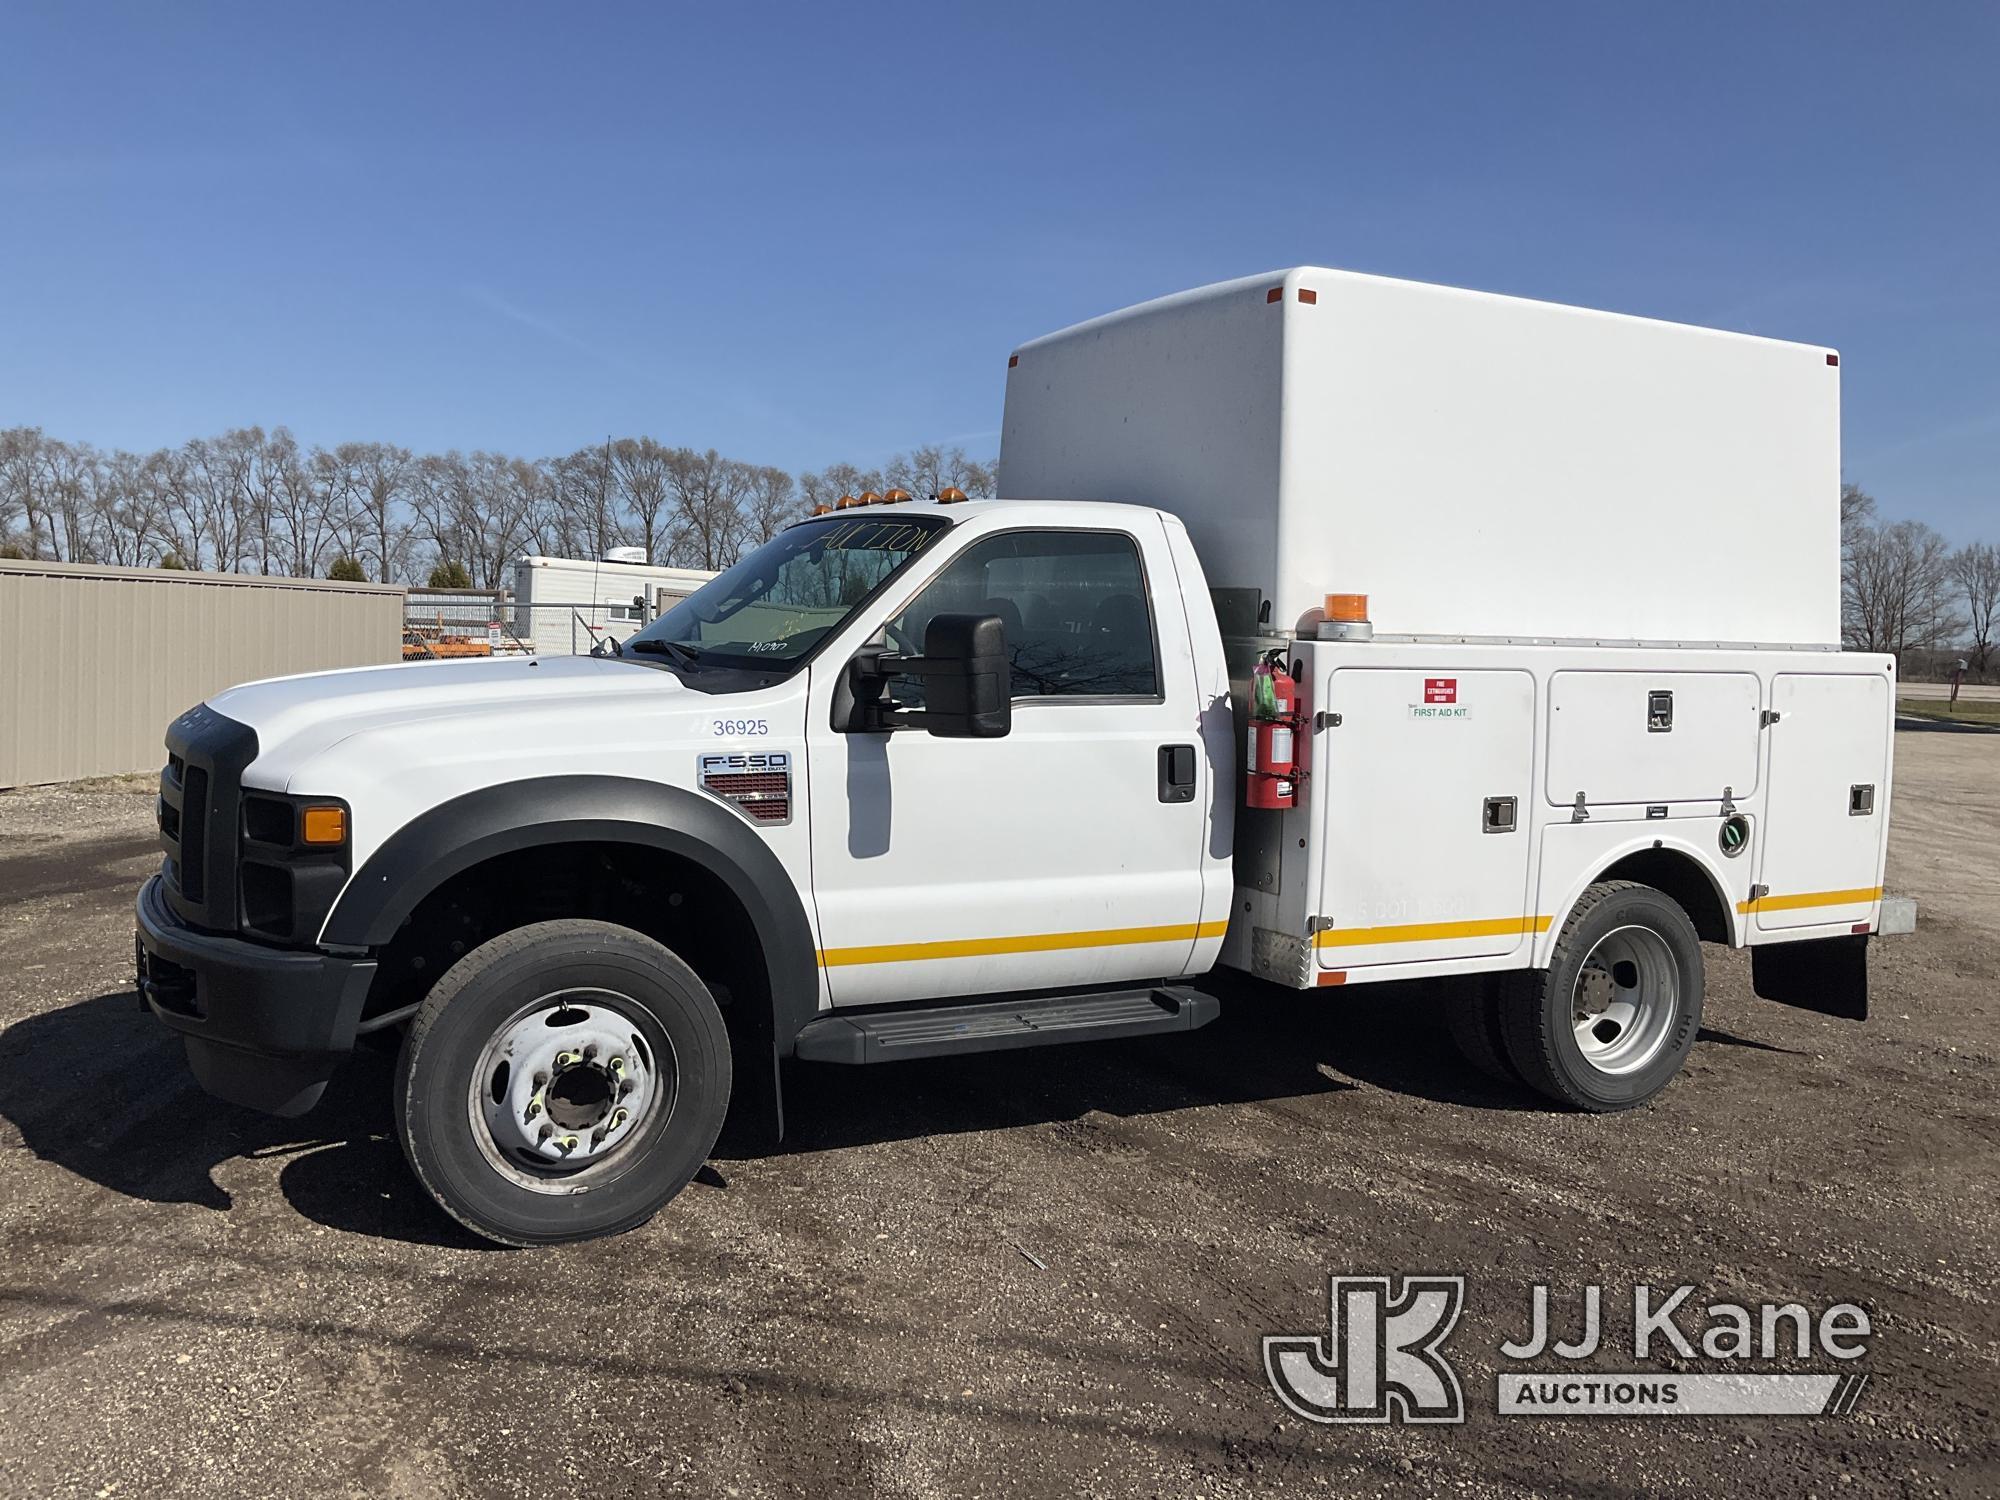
818, 919, 1229, 968
1313, 914, 1553, 949
1737, 885, 1881, 915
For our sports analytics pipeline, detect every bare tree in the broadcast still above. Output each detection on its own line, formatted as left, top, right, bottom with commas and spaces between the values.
797, 461, 883, 511
545, 444, 623, 562
255, 429, 344, 578
609, 437, 677, 562
163, 429, 263, 573
1952, 541, 2000, 677
82, 448, 165, 565
1840, 481, 1875, 541
885, 444, 996, 499
1845, 516, 1963, 660
0, 428, 65, 558
337, 442, 412, 585
666, 448, 754, 569
742, 465, 796, 545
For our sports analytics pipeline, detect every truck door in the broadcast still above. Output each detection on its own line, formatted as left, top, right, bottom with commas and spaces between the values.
805, 519, 1212, 1006
1753, 672, 1892, 932
1316, 668, 1537, 972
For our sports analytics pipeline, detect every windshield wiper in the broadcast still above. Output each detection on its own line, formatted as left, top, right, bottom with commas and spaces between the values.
627, 638, 703, 669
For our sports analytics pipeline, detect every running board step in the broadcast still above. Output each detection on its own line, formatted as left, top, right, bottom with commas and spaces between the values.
793, 985, 1219, 1065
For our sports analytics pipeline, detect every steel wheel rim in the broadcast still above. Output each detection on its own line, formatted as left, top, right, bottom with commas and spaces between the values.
466, 987, 678, 1193
1569, 924, 1679, 1077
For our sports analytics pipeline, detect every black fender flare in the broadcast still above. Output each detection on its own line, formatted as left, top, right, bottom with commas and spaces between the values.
320, 776, 821, 1054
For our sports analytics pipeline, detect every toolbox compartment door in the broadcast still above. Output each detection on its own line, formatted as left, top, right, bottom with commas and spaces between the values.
1316, 668, 1536, 970
1753, 672, 1892, 933
1544, 670, 1761, 808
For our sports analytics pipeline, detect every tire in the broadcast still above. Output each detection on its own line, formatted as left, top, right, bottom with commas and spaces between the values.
1496, 881, 1703, 1112
394, 919, 732, 1247
1443, 976, 1520, 1086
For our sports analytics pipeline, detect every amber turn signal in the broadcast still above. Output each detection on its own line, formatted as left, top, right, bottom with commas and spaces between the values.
301, 805, 347, 845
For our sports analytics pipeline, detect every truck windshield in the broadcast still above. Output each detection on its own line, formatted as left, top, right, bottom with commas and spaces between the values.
626, 513, 947, 671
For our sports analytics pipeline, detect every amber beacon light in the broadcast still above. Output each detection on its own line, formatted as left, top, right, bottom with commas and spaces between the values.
1320, 592, 1373, 641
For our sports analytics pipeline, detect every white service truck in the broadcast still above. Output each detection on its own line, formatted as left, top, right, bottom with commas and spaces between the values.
136, 268, 1913, 1246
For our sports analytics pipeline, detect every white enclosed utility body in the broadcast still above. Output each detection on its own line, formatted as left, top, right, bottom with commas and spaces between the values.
1001, 267, 1841, 645
135, 267, 1910, 1247
1000, 267, 1893, 993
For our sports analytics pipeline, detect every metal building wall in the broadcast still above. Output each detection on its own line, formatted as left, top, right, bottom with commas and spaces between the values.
0, 560, 404, 788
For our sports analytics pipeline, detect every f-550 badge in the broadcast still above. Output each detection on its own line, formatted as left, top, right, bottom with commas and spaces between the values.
696, 751, 793, 827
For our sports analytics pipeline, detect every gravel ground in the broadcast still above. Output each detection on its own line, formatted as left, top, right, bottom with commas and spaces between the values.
0, 729, 1995, 1498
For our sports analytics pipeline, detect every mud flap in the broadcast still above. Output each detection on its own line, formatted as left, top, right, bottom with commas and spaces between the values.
1751, 935, 1868, 1022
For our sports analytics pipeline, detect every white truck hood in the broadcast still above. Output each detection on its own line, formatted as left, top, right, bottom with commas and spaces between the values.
211, 656, 684, 788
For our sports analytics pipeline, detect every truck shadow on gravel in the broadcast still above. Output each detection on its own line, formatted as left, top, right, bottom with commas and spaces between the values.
0, 988, 494, 1249
3, 981, 1532, 1244
737, 979, 1543, 1159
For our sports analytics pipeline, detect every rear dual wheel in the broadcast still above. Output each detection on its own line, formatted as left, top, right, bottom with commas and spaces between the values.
1449, 881, 1703, 1112
394, 919, 732, 1247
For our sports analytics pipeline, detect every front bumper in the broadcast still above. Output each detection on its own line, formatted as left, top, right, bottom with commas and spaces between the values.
135, 872, 377, 1116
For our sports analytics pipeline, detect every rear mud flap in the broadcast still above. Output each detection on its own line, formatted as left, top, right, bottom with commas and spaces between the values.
1751, 934, 1869, 1022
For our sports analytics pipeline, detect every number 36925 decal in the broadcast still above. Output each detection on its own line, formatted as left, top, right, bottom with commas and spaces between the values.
711, 719, 768, 737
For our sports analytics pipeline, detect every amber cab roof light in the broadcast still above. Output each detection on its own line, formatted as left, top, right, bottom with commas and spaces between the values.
937, 486, 969, 504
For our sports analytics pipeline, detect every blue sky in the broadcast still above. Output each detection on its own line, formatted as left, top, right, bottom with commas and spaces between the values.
3, 2, 1995, 539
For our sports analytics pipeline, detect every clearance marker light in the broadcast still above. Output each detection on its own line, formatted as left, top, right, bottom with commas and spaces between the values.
859, 490, 884, 506
836, 494, 863, 510
937, 487, 969, 504
881, 488, 912, 504
810, 503, 833, 516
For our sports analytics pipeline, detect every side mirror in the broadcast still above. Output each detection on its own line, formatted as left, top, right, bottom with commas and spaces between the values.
909, 613, 1011, 738
838, 612, 1011, 737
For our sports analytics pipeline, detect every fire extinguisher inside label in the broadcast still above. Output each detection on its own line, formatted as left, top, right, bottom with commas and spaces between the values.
1424, 678, 1457, 704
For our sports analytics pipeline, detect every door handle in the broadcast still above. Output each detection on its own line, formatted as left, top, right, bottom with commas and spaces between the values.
1159, 744, 1198, 803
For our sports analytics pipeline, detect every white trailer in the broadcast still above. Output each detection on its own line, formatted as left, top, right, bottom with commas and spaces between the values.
136, 267, 1912, 1245
512, 550, 715, 655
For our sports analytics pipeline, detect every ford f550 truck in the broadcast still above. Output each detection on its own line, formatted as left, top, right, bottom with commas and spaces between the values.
136, 268, 1913, 1246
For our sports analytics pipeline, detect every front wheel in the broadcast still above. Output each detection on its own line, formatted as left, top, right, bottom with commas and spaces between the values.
395, 919, 732, 1247
1496, 881, 1703, 1112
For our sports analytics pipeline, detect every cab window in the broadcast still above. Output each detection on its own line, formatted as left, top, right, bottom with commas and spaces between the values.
888, 529, 1159, 701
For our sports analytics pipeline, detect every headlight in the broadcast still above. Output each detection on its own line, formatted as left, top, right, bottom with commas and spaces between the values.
239, 794, 351, 945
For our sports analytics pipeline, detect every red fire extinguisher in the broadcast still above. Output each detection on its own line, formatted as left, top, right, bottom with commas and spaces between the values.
1246, 652, 1299, 809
